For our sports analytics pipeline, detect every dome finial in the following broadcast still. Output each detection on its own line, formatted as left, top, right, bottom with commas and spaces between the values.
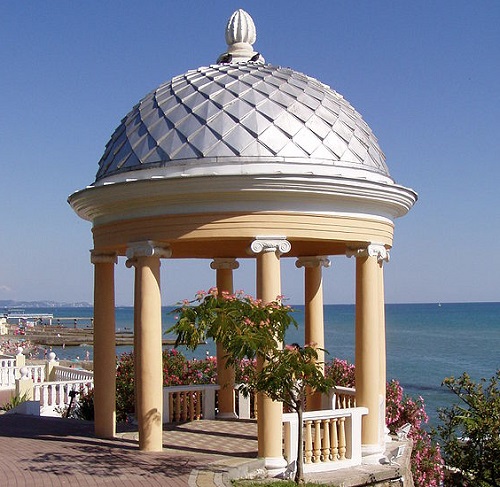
217, 9, 265, 64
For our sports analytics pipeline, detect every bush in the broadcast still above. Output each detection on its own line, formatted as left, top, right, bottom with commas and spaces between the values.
435, 370, 500, 487
0, 392, 28, 411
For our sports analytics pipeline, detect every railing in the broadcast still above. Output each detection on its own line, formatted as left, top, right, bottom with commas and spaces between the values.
52, 365, 93, 382
33, 380, 93, 411
0, 365, 45, 389
0, 357, 16, 368
235, 385, 258, 419
163, 384, 219, 423
329, 386, 356, 409
282, 407, 368, 474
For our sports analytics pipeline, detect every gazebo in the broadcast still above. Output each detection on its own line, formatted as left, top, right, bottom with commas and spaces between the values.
69, 9, 416, 474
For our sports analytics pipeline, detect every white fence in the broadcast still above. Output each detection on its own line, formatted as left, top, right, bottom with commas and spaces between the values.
282, 407, 368, 475
33, 380, 93, 416
0, 364, 45, 389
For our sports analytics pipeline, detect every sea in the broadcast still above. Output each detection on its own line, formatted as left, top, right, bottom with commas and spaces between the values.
10, 302, 500, 427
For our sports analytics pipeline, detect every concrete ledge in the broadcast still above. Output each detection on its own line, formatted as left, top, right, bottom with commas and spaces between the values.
301, 439, 414, 487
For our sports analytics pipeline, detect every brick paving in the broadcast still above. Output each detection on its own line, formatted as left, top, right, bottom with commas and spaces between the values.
0, 414, 260, 487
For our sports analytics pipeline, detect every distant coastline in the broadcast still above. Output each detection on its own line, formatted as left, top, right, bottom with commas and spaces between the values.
1, 300, 92, 309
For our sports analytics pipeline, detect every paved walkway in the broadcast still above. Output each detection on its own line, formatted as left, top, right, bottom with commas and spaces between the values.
0, 414, 262, 487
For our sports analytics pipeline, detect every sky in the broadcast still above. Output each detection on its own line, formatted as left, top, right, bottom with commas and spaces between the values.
1, 1, 499, 306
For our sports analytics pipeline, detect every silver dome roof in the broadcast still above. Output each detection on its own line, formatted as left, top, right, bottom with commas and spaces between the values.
95, 63, 390, 184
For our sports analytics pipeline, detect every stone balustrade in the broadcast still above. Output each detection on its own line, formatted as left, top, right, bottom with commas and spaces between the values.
282, 407, 368, 475
328, 386, 357, 409
163, 384, 219, 423
52, 365, 94, 382
33, 379, 93, 414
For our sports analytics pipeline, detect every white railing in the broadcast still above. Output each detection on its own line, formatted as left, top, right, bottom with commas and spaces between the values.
327, 386, 357, 410
0, 357, 16, 368
0, 365, 45, 389
282, 407, 368, 475
163, 384, 219, 423
52, 365, 94, 382
33, 380, 93, 412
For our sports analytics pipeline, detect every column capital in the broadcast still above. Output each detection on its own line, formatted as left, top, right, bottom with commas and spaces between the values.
295, 255, 331, 269
210, 258, 240, 270
126, 241, 172, 260
90, 250, 117, 265
247, 236, 291, 256
346, 243, 390, 264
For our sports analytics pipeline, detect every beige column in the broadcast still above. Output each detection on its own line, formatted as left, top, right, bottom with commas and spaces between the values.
91, 250, 117, 439
348, 243, 388, 456
249, 237, 291, 474
377, 249, 389, 445
126, 241, 171, 452
295, 256, 330, 411
210, 258, 239, 419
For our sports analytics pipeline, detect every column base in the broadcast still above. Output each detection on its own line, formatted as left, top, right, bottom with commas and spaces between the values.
217, 411, 238, 419
263, 456, 288, 477
361, 443, 386, 464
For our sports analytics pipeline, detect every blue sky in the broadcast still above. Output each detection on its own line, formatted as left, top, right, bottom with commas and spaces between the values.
1, 1, 499, 306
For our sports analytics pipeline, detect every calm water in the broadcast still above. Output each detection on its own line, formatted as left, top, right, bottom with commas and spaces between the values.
12, 302, 500, 426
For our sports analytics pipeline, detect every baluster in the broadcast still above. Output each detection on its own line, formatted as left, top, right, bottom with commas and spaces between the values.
330, 418, 339, 461
189, 392, 195, 421
195, 391, 201, 419
50, 384, 57, 406
304, 420, 313, 464
42, 385, 49, 407
313, 420, 322, 462
182, 392, 188, 421
174, 392, 181, 422
169, 393, 174, 422
338, 417, 346, 460
322, 419, 331, 462
253, 391, 258, 419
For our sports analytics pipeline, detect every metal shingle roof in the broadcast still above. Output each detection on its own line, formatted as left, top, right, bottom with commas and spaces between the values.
95, 63, 389, 182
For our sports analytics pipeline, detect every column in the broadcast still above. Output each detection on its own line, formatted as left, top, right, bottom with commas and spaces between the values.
91, 250, 117, 439
348, 243, 388, 456
210, 258, 239, 419
249, 236, 291, 474
377, 250, 389, 444
295, 256, 330, 411
126, 241, 171, 452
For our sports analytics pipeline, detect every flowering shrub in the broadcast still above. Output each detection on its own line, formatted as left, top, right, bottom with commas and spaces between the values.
324, 358, 355, 387
325, 358, 444, 487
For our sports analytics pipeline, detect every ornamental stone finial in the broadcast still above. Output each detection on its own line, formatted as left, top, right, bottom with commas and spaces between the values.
217, 9, 265, 64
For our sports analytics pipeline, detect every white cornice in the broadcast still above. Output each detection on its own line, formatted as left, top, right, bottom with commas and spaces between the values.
68, 173, 417, 226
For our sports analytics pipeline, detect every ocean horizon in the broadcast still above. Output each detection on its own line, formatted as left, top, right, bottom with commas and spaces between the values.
8, 301, 500, 427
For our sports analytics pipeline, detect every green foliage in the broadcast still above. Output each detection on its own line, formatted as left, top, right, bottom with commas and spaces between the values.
170, 288, 298, 362
240, 344, 332, 412
1, 392, 29, 411
436, 370, 500, 487
68, 387, 95, 421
